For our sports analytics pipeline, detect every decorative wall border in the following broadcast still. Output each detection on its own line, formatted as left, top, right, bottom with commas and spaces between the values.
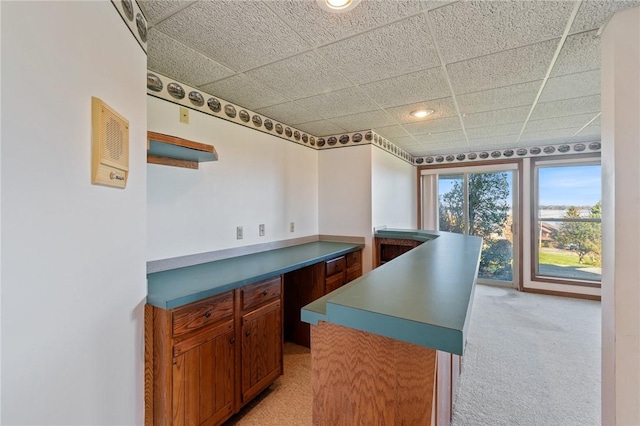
371, 131, 415, 164
413, 141, 601, 166
147, 71, 318, 149
111, 0, 147, 53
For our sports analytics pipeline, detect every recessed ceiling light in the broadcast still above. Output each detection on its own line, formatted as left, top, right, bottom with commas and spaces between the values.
410, 109, 434, 118
316, 0, 361, 13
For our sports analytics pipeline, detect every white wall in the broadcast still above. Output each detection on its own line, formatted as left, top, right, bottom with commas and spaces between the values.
318, 145, 373, 271
371, 146, 417, 231
601, 7, 640, 425
147, 96, 318, 261
1, 2, 147, 425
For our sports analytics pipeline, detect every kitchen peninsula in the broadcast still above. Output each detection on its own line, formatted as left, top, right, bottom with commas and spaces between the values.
302, 229, 483, 426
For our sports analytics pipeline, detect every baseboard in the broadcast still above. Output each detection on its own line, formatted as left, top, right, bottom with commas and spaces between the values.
522, 287, 601, 301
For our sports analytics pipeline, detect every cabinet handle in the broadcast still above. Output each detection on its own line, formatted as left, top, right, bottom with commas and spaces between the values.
229, 337, 235, 344
262, 290, 268, 296
204, 311, 212, 318
245, 331, 251, 337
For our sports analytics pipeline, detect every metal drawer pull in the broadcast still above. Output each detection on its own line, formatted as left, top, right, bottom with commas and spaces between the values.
204, 311, 212, 318
262, 290, 268, 296
245, 331, 251, 337
230, 337, 235, 344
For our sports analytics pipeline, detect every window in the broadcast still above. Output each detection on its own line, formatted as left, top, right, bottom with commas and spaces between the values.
533, 160, 601, 284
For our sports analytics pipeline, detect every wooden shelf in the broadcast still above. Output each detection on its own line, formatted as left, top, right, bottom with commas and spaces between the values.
147, 131, 218, 169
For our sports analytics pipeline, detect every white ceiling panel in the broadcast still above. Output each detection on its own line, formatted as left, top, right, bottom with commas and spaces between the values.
531, 95, 601, 121
246, 51, 352, 100
373, 125, 411, 140
317, 14, 439, 85
525, 112, 599, 133
413, 130, 466, 144
264, 0, 422, 47
200, 74, 288, 111
330, 110, 395, 132
256, 101, 316, 125
466, 123, 522, 139
415, 142, 470, 155
519, 128, 578, 144
295, 120, 346, 136
155, 1, 310, 71
550, 31, 600, 77
447, 39, 558, 95
148, 29, 234, 87
386, 98, 458, 124
391, 136, 421, 148
539, 69, 600, 103
296, 87, 379, 120
403, 116, 462, 135
360, 67, 450, 108
570, 126, 601, 143
467, 135, 519, 151
140, 0, 188, 24
462, 106, 530, 129
430, 1, 573, 64
570, 0, 640, 34
456, 80, 541, 115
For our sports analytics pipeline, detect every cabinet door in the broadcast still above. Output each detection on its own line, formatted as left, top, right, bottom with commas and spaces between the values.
241, 300, 282, 404
172, 328, 235, 426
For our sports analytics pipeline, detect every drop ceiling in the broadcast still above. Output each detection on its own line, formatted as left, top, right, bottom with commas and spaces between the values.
141, 0, 639, 157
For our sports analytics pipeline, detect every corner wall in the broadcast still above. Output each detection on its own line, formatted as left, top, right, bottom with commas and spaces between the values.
601, 6, 640, 425
147, 96, 319, 261
1, 2, 147, 424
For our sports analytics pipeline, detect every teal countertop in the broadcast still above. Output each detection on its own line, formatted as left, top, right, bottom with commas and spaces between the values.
301, 230, 482, 355
147, 241, 363, 309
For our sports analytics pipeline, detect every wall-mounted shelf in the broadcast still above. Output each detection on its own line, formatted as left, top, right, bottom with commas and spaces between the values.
147, 131, 218, 169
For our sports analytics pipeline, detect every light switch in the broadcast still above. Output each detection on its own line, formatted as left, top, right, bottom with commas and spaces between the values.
180, 107, 189, 124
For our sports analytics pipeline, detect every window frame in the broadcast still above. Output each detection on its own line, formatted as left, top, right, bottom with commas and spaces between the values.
531, 154, 602, 287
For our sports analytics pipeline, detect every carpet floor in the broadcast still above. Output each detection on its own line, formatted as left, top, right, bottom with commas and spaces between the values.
226, 284, 601, 425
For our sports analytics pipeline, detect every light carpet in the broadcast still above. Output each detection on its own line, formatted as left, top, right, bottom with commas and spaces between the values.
227, 284, 601, 425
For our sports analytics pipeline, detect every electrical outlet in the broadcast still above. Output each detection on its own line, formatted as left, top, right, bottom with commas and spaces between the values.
236, 226, 243, 240
259, 224, 265, 236
290, 222, 295, 233
179, 107, 189, 124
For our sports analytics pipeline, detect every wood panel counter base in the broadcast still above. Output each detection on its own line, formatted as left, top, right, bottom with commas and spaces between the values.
311, 321, 457, 426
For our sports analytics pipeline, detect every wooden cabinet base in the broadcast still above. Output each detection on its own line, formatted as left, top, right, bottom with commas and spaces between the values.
310, 322, 457, 426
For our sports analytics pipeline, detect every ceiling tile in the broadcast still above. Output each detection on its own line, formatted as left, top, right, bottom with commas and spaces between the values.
447, 39, 558, 95
456, 80, 541, 115
386, 98, 458, 124
246, 51, 352, 100
463, 106, 530, 129
155, 1, 310, 71
296, 87, 379, 120
140, 0, 187, 24
466, 123, 522, 139
264, 0, 422, 47
200, 74, 288, 111
330, 110, 395, 132
571, 0, 640, 34
148, 29, 234, 87
430, 1, 573, 64
373, 125, 411, 140
403, 116, 462, 135
391, 136, 421, 148
255, 101, 316, 126
295, 120, 346, 136
570, 126, 601, 143
524, 112, 598, 133
467, 135, 519, 151
414, 130, 466, 144
360, 67, 450, 108
519, 128, 577, 144
531, 95, 601, 121
421, 1, 457, 11
317, 14, 439, 85
551, 31, 600, 77
539, 70, 600, 103
415, 141, 470, 155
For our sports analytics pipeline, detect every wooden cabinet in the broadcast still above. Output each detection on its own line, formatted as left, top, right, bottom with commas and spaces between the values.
325, 256, 346, 293
238, 278, 283, 405
345, 250, 363, 282
146, 277, 283, 426
375, 237, 423, 267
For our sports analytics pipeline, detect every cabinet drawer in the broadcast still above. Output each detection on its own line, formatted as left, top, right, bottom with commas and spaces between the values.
346, 268, 362, 283
172, 291, 233, 337
346, 250, 361, 268
325, 256, 346, 277
242, 277, 281, 312
325, 273, 345, 294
